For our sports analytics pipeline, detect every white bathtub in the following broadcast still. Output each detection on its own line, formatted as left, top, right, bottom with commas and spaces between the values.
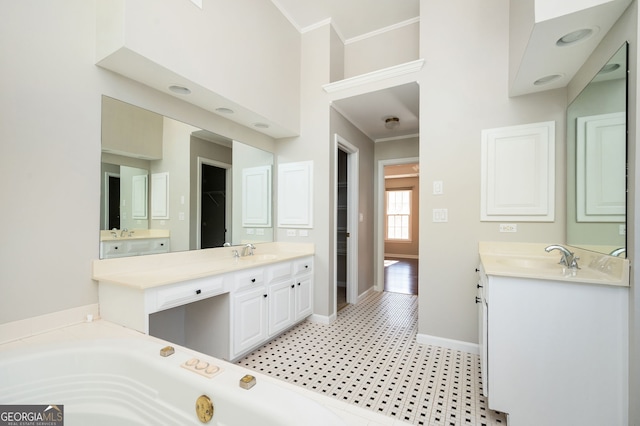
0, 337, 348, 426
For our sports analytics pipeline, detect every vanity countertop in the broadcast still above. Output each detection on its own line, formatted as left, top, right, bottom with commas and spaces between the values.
100, 229, 170, 241
92, 242, 314, 289
479, 241, 629, 287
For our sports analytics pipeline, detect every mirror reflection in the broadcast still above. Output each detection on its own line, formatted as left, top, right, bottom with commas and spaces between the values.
99, 96, 274, 259
567, 43, 627, 256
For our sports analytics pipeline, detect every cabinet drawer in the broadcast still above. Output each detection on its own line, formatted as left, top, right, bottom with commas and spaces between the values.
100, 241, 129, 258
266, 262, 292, 284
149, 238, 170, 253
293, 257, 313, 276
234, 268, 265, 292
154, 275, 226, 312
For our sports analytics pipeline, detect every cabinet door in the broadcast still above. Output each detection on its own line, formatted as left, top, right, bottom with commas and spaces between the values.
295, 276, 313, 320
232, 287, 267, 357
268, 281, 295, 336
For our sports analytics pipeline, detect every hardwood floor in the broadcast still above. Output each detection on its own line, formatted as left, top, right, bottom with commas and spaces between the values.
384, 257, 418, 295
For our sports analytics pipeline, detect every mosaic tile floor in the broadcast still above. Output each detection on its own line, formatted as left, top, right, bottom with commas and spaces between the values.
238, 291, 507, 425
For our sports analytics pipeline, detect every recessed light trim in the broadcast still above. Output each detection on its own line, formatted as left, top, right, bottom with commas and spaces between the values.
598, 63, 621, 74
533, 74, 563, 86
215, 107, 234, 114
169, 85, 191, 95
556, 27, 597, 47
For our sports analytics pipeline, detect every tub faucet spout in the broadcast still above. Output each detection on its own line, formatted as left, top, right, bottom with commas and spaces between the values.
545, 244, 580, 269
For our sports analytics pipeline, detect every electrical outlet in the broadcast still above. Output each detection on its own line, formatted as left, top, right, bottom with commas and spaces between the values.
620, 224, 626, 235
286, 229, 296, 237
499, 223, 517, 233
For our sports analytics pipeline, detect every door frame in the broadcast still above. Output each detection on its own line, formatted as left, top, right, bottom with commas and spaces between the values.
334, 134, 359, 308
196, 157, 232, 249
375, 157, 419, 291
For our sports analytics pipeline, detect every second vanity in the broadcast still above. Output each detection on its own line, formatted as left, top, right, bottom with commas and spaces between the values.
93, 242, 314, 362
478, 242, 629, 426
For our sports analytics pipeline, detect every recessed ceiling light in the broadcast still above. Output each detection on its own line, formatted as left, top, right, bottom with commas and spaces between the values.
215, 107, 234, 114
169, 85, 191, 95
556, 27, 598, 47
254, 122, 270, 129
533, 74, 563, 86
598, 63, 621, 74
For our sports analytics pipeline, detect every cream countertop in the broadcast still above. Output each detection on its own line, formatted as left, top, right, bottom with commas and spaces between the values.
92, 242, 315, 289
479, 241, 629, 287
100, 229, 170, 241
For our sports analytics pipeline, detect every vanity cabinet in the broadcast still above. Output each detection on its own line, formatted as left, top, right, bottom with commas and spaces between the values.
477, 268, 628, 426
100, 237, 170, 259
231, 256, 314, 360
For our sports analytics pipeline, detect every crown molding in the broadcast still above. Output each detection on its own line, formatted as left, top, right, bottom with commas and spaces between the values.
322, 59, 424, 93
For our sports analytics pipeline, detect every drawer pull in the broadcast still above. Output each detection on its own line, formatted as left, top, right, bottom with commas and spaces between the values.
297, 282, 301, 286
263, 294, 268, 298
196, 289, 202, 295
475, 297, 481, 304
251, 278, 256, 283
477, 283, 483, 288
291, 284, 295, 288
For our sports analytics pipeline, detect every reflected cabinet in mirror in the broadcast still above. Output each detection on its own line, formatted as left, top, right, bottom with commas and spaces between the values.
100, 96, 274, 259
567, 43, 627, 256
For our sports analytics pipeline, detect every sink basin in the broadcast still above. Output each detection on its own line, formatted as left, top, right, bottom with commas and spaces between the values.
238, 254, 279, 262
495, 256, 560, 270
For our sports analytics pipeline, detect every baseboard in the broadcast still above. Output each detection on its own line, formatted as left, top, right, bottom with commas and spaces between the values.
309, 313, 336, 325
357, 287, 375, 303
384, 253, 419, 259
416, 333, 479, 355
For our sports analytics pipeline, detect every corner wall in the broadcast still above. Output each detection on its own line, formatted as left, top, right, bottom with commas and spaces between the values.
418, 0, 566, 345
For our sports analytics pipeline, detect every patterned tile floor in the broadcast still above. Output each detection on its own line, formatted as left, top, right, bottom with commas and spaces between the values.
238, 291, 507, 425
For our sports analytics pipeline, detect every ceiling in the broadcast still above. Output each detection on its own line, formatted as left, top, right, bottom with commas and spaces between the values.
271, 0, 421, 143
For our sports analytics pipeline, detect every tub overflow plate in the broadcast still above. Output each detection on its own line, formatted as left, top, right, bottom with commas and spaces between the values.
195, 395, 214, 423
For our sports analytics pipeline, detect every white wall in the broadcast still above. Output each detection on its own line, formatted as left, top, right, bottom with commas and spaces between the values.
344, 21, 420, 78
0, 0, 283, 325
418, 0, 567, 344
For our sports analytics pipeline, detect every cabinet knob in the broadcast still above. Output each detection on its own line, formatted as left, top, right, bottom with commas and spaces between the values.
291, 284, 295, 289
477, 283, 483, 288
251, 278, 256, 283
305, 265, 308, 269
196, 289, 202, 295
475, 268, 480, 272
475, 297, 481, 304
297, 282, 301, 286
263, 294, 268, 298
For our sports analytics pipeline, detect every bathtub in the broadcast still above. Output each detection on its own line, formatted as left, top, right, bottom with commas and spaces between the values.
0, 337, 348, 426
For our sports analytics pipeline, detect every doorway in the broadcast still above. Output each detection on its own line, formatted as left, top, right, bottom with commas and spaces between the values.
376, 158, 420, 293
197, 158, 231, 248
106, 173, 120, 230
334, 135, 359, 312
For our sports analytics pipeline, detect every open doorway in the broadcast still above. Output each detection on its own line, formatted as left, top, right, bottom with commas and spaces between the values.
197, 157, 231, 248
377, 159, 419, 295
334, 135, 359, 312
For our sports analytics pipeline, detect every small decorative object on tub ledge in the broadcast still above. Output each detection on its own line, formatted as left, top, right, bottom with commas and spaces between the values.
239, 374, 256, 389
195, 395, 214, 423
159, 346, 175, 357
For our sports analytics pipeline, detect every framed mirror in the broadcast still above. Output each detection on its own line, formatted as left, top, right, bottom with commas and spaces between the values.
566, 43, 628, 256
99, 96, 274, 259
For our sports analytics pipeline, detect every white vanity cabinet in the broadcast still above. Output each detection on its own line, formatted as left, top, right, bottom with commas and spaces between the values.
231, 256, 314, 360
478, 268, 628, 426
100, 237, 170, 258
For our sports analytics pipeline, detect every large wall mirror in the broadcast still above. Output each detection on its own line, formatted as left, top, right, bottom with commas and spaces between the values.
99, 96, 274, 259
567, 43, 627, 256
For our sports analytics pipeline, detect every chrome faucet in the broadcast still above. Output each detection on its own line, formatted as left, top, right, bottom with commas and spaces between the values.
545, 245, 580, 269
120, 228, 128, 237
610, 247, 626, 257
242, 243, 256, 256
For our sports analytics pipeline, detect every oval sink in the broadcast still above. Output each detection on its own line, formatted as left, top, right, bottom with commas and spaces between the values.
239, 254, 279, 261
495, 257, 559, 270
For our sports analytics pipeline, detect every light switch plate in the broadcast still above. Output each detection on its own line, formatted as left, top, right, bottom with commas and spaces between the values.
433, 208, 448, 222
433, 181, 443, 195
